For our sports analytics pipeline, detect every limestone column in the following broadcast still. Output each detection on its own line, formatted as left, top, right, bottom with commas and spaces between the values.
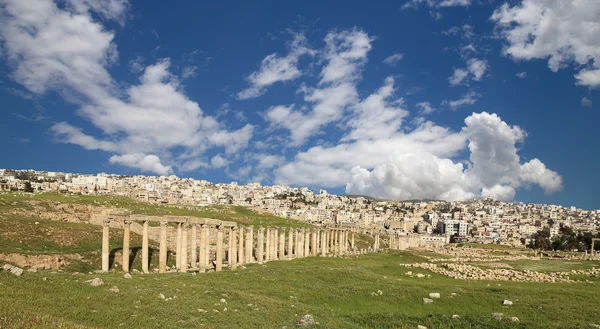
351, 232, 355, 251
238, 225, 245, 265
122, 219, 131, 272
257, 226, 264, 264
246, 226, 253, 263
230, 227, 238, 270
316, 229, 320, 254
142, 220, 149, 273
278, 228, 285, 259
191, 224, 197, 268
311, 229, 317, 256
180, 224, 188, 273
199, 224, 207, 273
216, 225, 223, 272
176, 222, 182, 269
304, 229, 310, 256
287, 228, 294, 259
337, 230, 342, 255
159, 221, 168, 273
265, 227, 271, 261
101, 219, 110, 272
321, 230, 327, 256
205, 226, 211, 267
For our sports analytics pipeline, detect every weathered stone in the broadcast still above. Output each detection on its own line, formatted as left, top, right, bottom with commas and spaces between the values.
123, 273, 132, 279
109, 286, 119, 293
510, 317, 519, 323
503, 300, 513, 306
159, 293, 165, 299
417, 325, 427, 329
423, 298, 433, 304
492, 313, 504, 320
452, 314, 460, 319
429, 293, 440, 299
297, 314, 315, 327
86, 278, 104, 286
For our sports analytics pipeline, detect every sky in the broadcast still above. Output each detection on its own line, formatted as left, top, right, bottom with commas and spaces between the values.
0, 0, 599, 209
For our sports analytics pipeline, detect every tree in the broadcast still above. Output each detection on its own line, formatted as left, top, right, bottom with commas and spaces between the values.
528, 228, 552, 250
23, 181, 34, 193
547, 219, 555, 227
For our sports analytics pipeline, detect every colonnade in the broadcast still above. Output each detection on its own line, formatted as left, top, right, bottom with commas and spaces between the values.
100, 215, 369, 273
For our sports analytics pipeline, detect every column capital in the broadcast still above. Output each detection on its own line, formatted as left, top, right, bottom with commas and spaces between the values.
123, 220, 132, 225
216, 224, 223, 231
102, 219, 111, 226
200, 224, 208, 228
247, 225, 254, 229
232, 226, 238, 231
258, 226, 264, 231
160, 221, 168, 228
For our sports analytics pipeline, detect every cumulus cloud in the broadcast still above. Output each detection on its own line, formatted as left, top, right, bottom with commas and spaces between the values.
109, 153, 172, 175
520, 158, 563, 194
449, 59, 487, 86
383, 53, 403, 65
492, 0, 600, 87
210, 154, 229, 168
237, 33, 314, 99
0, 0, 253, 175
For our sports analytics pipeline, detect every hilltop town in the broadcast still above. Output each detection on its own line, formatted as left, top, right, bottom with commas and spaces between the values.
1, 168, 598, 248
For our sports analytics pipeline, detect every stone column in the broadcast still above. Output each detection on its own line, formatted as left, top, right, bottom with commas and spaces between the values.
257, 226, 264, 264
101, 219, 110, 272
122, 220, 131, 272
321, 230, 327, 256
278, 228, 285, 259
311, 229, 317, 256
159, 221, 168, 273
351, 232, 355, 251
216, 225, 223, 272
304, 229, 310, 257
180, 224, 189, 273
176, 222, 182, 269
191, 224, 197, 268
238, 225, 245, 265
199, 224, 207, 273
287, 228, 294, 259
272, 227, 278, 260
230, 227, 237, 270
295, 229, 301, 257
142, 220, 149, 274
265, 227, 271, 262
246, 226, 253, 263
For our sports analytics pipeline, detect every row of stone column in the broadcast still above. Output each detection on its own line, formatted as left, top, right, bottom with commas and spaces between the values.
101, 221, 365, 273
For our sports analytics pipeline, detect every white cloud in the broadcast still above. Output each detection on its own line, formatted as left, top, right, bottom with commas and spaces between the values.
181, 65, 198, 79
581, 97, 592, 108
256, 154, 285, 170
492, 0, 600, 87
516, 72, 527, 79
129, 56, 144, 74
402, 0, 471, 9
237, 33, 314, 99
520, 158, 563, 194
467, 58, 487, 81
109, 153, 172, 175
210, 154, 229, 168
416, 102, 436, 115
383, 53, 403, 65
449, 68, 469, 86
446, 90, 481, 110
0, 0, 253, 174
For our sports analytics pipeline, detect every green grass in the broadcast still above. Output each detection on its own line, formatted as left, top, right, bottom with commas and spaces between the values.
0, 191, 312, 228
1, 252, 599, 329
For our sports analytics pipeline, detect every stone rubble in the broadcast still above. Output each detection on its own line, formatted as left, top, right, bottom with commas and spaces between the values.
85, 278, 104, 286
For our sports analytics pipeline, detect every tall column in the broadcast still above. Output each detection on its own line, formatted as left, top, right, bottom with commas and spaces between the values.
216, 225, 223, 272
122, 220, 131, 272
199, 224, 207, 273
142, 220, 149, 274
159, 221, 168, 273
238, 225, 245, 265
338, 230, 344, 255
295, 229, 301, 257
265, 227, 271, 261
230, 227, 238, 269
257, 226, 264, 264
311, 229, 317, 256
176, 223, 182, 269
278, 228, 285, 259
272, 227, 278, 260
246, 226, 253, 263
351, 232, 355, 251
287, 228, 294, 259
191, 224, 197, 268
180, 224, 188, 273
101, 219, 110, 272
304, 229, 310, 256
321, 230, 327, 256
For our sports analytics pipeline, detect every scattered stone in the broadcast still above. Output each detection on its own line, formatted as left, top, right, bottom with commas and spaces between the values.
429, 293, 440, 299
3, 264, 24, 277
86, 278, 104, 286
27, 268, 37, 273
589, 324, 600, 329
416, 273, 425, 278
406, 271, 413, 275
377, 290, 383, 295
42, 277, 47, 281
452, 314, 460, 319
510, 317, 520, 323
123, 273, 132, 279
422, 298, 433, 304
417, 326, 427, 329
451, 292, 457, 296
297, 314, 315, 327
212, 309, 219, 313
159, 293, 165, 299
220, 298, 227, 304
198, 309, 207, 313
370, 292, 379, 296
492, 313, 504, 320
503, 300, 513, 306
109, 286, 119, 293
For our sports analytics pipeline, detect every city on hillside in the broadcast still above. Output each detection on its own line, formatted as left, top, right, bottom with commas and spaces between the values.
1, 168, 598, 250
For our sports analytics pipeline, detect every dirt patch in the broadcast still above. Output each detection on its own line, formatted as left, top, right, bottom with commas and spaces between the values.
0, 253, 83, 269
486, 263, 514, 269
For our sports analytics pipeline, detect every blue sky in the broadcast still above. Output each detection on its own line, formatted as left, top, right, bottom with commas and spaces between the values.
0, 0, 599, 209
